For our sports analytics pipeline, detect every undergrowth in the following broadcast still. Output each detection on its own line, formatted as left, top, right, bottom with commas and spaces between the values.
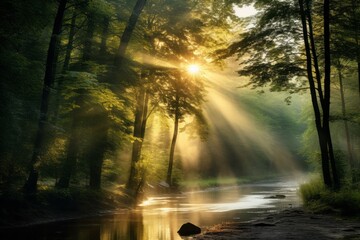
300, 177, 360, 216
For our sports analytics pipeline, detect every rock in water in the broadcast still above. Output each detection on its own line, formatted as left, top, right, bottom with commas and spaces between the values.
177, 222, 201, 236
264, 194, 286, 199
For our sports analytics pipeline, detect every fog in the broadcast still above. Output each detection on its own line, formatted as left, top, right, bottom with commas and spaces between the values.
170, 64, 308, 179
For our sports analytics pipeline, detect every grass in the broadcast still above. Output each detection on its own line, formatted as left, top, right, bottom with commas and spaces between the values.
300, 177, 360, 216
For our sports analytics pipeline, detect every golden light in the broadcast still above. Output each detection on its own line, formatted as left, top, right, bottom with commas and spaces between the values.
187, 64, 200, 74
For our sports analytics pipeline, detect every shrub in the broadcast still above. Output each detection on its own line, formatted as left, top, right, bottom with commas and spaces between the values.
39, 188, 77, 210
300, 177, 360, 215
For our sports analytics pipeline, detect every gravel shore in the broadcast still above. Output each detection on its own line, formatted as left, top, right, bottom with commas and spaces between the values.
195, 208, 360, 240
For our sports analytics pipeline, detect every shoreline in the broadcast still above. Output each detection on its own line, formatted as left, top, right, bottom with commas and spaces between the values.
2, 196, 360, 239
195, 208, 360, 239
0, 205, 128, 231
0, 207, 124, 230
0, 188, 133, 230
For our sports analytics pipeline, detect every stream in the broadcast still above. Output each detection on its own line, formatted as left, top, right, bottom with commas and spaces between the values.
3, 179, 302, 240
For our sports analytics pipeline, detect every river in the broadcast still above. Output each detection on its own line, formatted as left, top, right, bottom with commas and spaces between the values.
3, 179, 302, 240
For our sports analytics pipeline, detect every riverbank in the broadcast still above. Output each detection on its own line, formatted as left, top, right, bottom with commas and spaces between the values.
0, 187, 132, 229
196, 208, 360, 239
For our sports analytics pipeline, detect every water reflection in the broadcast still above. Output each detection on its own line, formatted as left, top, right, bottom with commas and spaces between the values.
2, 180, 301, 240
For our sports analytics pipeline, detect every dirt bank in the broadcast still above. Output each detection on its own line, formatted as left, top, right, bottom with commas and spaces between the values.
196, 208, 360, 240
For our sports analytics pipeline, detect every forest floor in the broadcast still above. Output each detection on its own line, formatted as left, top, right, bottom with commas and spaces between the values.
195, 208, 360, 240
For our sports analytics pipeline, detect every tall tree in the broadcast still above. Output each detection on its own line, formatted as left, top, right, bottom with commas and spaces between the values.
114, 0, 147, 67
24, 0, 68, 194
126, 85, 149, 191
0, 0, 54, 188
335, 60, 354, 176
323, 0, 340, 188
162, 70, 206, 186
298, 0, 332, 187
330, 0, 360, 181
221, 0, 344, 188
56, 89, 84, 188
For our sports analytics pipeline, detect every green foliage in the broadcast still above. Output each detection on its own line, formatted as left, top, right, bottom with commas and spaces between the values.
300, 177, 360, 215
40, 188, 77, 210
219, 0, 306, 92
60, 71, 131, 130
4, 0, 358, 214
300, 177, 327, 203
38, 138, 67, 179
0, 0, 55, 188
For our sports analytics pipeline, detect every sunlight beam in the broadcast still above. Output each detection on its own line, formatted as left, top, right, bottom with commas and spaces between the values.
187, 64, 200, 74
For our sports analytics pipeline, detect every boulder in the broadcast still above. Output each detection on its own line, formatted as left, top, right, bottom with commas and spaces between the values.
177, 222, 201, 236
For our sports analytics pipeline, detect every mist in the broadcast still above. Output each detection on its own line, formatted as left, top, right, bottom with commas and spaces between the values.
176, 66, 309, 179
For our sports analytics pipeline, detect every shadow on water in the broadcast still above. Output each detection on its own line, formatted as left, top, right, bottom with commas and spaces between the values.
1, 178, 303, 240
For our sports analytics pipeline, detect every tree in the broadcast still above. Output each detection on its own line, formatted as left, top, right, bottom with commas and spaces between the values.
323, 0, 340, 188
298, 0, 341, 188
114, 0, 147, 67
55, 0, 134, 189
161, 70, 206, 186
23, 0, 68, 194
335, 59, 354, 178
221, 1, 305, 91
329, 0, 360, 182
221, 0, 347, 188
56, 88, 84, 189
126, 85, 150, 191
0, 0, 55, 189
124, 0, 201, 191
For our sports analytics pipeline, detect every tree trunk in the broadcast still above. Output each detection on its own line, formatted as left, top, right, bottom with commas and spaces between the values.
299, 0, 332, 187
127, 87, 147, 191
323, 0, 340, 189
63, 8, 77, 72
88, 111, 109, 190
82, 12, 95, 62
56, 91, 84, 188
114, 0, 148, 67
24, 0, 68, 194
140, 91, 149, 139
166, 97, 180, 187
358, 61, 360, 96
350, 0, 360, 96
305, 0, 324, 107
53, 7, 77, 123
99, 17, 110, 58
336, 60, 354, 180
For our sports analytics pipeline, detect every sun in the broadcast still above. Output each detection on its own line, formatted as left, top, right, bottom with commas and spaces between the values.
187, 64, 200, 74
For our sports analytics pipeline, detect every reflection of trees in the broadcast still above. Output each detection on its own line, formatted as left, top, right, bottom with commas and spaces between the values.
118, 213, 145, 240
127, 212, 144, 240
78, 223, 101, 240
96, 212, 144, 240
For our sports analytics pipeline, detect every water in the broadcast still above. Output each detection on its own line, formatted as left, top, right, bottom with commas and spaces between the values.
2, 179, 301, 240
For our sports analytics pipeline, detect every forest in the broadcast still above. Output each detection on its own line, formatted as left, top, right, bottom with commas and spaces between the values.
0, 0, 360, 225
